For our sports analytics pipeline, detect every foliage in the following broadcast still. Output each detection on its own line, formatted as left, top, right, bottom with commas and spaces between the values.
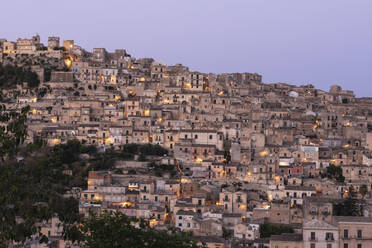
333, 197, 360, 216
0, 152, 81, 246
0, 63, 40, 88
222, 227, 233, 240
36, 46, 48, 51
43, 68, 52, 82
359, 184, 368, 199
148, 161, 176, 177
0, 104, 30, 160
53, 46, 66, 51
122, 143, 168, 157
66, 212, 204, 248
348, 185, 357, 198
223, 150, 231, 164
120, 143, 168, 161
324, 164, 345, 182
259, 223, 294, 238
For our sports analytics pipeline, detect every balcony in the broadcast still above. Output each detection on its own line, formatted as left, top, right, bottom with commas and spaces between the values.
309, 237, 318, 242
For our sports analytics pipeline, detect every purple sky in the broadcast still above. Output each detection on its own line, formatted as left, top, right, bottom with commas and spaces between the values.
2, 0, 372, 97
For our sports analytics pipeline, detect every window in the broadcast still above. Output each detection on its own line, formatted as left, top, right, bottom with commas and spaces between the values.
357, 229, 362, 238
209, 135, 213, 139
357, 244, 362, 248
344, 229, 348, 238
178, 216, 182, 220
324, 207, 329, 214
327, 244, 332, 248
311, 232, 316, 240
326, 232, 334, 241
344, 244, 348, 248
310, 244, 315, 248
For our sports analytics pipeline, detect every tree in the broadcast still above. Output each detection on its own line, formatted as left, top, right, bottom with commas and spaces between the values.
223, 150, 231, 164
0, 63, 40, 88
259, 223, 294, 238
66, 212, 204, 248
325, 164, 345, 182
348, 185, 356, 198
359, 184, 368, 199
222, 227, 233, 240
333, 197, 360, 216
0, 104, 30, 160
0, 138, 87, 246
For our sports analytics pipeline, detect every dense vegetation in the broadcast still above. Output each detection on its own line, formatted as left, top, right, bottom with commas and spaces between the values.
120, 143, 168, 160
333, 186, 362, 216
0, 104, 29, 161
0, 63, 40, 88
66, 212, 204, 248
333, 197, 360, 216
0, 102, 198, 247
0, 142, 83, 246
259, 223, 294, 238
322, 164, 345, 182
0, 103, 182, 246
148, 161, 177, 177
0, 140, 192, 247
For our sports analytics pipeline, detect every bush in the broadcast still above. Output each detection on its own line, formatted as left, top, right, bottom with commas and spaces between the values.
0, 63, 40, 88
122, 143, 139, 154
260, 223, 294, 238
138, 154, 147, 161
325, 164, 345, 182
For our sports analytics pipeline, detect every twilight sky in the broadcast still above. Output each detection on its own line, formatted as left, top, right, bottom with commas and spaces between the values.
1, 0, 372, 97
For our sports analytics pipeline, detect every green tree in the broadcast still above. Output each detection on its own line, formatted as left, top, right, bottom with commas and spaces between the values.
348, 185, 356, 198
223, 150, 231, 164
333, 197, 360, 216
259, 223, 294, 238
67, 212, 204, 248
325, 164, 345, 182
0, 63, 40, 88
359, 184, 368, 199
222, 227, 233, 240
0, 104, 30, 160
